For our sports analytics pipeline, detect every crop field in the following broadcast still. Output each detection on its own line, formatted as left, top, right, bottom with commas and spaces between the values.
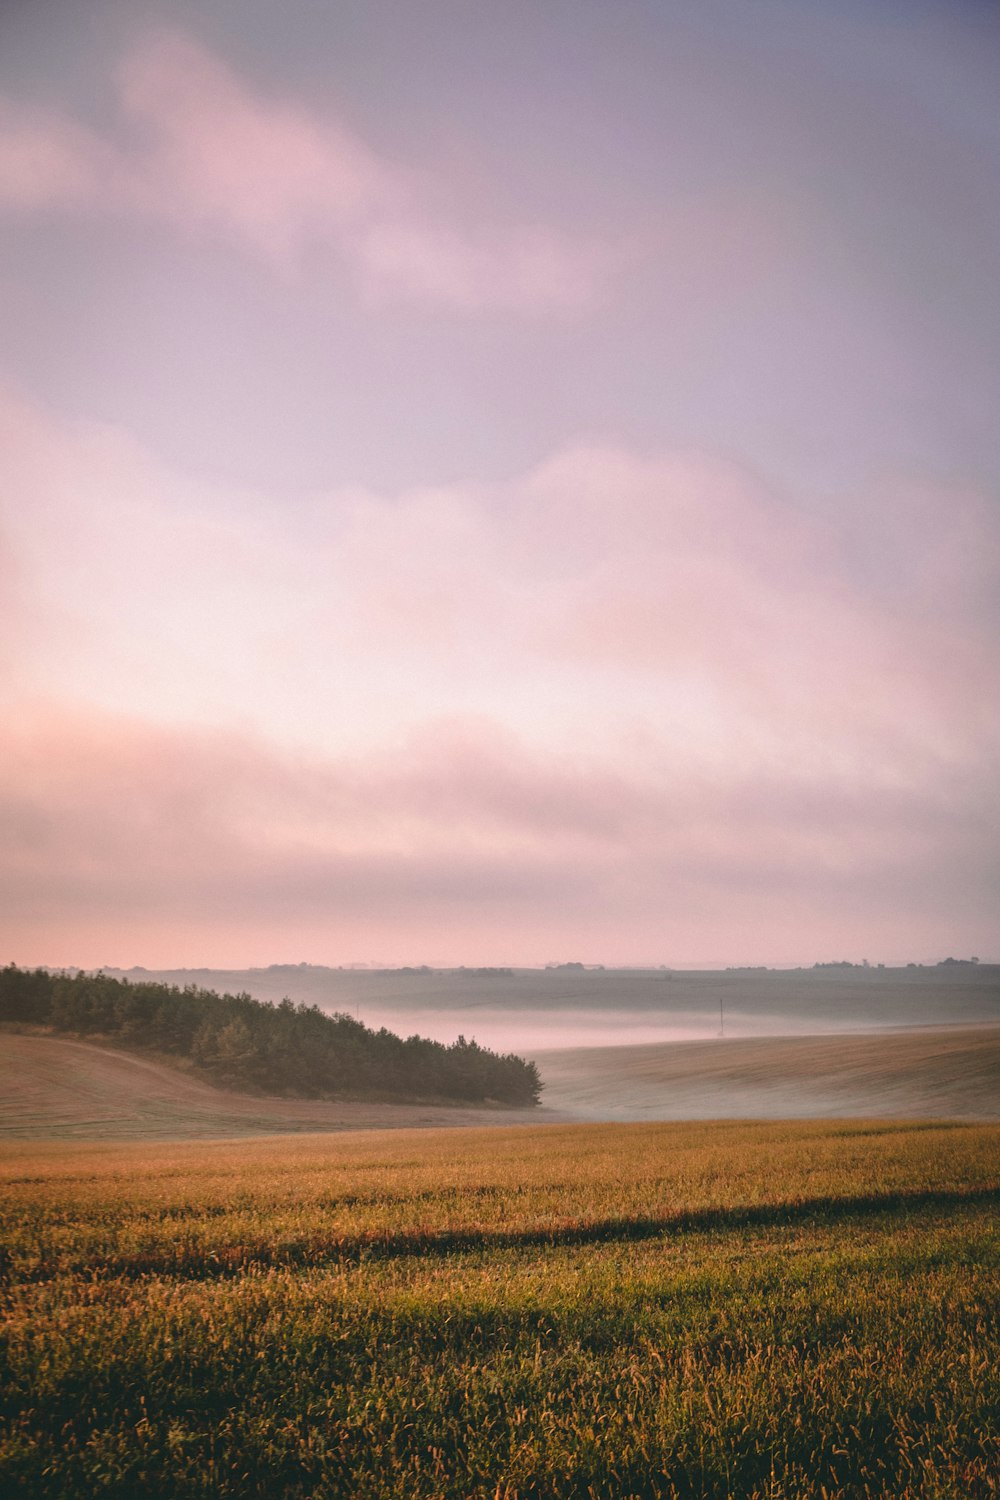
2, 1119, 998, 1498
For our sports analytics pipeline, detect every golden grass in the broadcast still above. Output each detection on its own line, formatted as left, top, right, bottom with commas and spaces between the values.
2, 1120, 998, 1496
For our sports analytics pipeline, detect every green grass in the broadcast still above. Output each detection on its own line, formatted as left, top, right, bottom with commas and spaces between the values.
2, 1120, 998, 1497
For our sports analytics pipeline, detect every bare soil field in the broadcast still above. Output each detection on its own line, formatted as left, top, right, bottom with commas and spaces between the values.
0, 1033, 558, 1141
536, 1024, 1000, 1121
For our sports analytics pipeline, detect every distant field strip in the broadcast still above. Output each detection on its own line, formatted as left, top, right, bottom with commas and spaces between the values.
537, 1024, 1000, 1120
2, 1121, 998, 1498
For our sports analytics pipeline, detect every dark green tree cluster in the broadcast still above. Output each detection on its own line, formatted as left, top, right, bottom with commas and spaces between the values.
0, 965, 542, 1106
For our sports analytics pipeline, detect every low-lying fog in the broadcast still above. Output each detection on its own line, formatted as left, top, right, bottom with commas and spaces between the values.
108, 964, 1000, 1058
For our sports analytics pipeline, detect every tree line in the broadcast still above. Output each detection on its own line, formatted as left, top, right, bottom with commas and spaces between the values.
0, 965, 542, 1106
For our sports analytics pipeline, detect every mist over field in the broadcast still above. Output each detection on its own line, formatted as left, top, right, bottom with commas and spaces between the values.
103, 963, 1000, 1055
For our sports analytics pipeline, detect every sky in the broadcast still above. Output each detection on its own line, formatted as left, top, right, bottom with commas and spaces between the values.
1, 0, 998, 969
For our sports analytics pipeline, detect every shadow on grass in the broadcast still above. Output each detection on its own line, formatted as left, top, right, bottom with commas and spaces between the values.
13, 1184, 999, 1282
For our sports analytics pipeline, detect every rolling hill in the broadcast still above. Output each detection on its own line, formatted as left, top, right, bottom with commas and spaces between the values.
2, 1023, 997, 1140
0, 1032, 553, 1141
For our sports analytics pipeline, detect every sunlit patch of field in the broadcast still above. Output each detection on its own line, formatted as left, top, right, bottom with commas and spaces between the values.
2, 1120, 998, 1497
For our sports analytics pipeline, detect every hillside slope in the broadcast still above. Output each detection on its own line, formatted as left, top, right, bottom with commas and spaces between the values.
0, 1033, 556, 1141
537, 1025, 1000, 1120
2, 1025, 998, 1140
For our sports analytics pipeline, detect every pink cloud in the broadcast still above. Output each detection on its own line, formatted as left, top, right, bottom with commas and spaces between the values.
0, 387, 996, 965
355, 221, 607, 312
1, 704, 994, 969
0, 29, 609, 311
117, 30, 395, 262
0, 103, 115, 210
2, 384, 997, 783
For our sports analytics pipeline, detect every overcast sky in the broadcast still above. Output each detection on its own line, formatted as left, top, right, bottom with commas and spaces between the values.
1, 0, 998, 967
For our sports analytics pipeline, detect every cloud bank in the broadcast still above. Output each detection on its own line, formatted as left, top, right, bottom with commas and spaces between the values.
1, 384, 996, 965
1, 10, 996, 966
0, 30, 607, 311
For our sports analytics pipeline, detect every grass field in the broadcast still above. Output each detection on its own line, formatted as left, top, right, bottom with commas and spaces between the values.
2, 1119, 998, 1497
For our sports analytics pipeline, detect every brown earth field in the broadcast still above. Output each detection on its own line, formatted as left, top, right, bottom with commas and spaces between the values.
1, 1024, 998, 1140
